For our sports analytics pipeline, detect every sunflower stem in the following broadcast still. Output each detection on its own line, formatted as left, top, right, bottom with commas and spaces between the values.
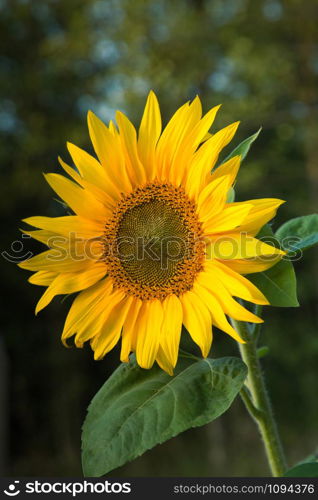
231, 318, 287, 477
239, 385, 264, 421
251, 304, 263, 342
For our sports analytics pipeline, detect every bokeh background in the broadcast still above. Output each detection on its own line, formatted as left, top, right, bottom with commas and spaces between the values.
1, 0, 317, 477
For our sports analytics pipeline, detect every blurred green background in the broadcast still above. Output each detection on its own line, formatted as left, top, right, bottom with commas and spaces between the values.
1, 0, 317, 477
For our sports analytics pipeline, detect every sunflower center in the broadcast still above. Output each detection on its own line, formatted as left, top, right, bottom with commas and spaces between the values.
103, 182, 205, 300
117, 199, 190, 286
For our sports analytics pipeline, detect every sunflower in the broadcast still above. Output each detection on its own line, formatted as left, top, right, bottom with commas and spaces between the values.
19, 92, 284, 374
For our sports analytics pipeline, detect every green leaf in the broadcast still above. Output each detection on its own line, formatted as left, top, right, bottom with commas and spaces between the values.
222, 128, 262, 163
248, 224, 299, 307
219, 129, 261, 205
297, 450, 318, 465
249, 258, 299, 307
284, 462, 318, 477
82, 356, 247, 477
275, 214, 318, 252
257, 346, 270, 358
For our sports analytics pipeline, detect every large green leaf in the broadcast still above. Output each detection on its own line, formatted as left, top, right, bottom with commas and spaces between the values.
82, 356, 247, 477
284, 462, 318, 477
222, 128, 261, 163
275, 214, 318, 252
248, 224, 299, 307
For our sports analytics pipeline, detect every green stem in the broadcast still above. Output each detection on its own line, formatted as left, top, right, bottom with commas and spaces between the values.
231, 317, 287, 477
239, 386, 264, 421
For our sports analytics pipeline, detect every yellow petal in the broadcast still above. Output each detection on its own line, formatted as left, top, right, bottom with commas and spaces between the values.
210, 154, 241, 185
116, 111, 147, 186
28, 270, 57, 286
108, 120, 118, 136
218, 256, 281, 274
197, 175, 231, 219
136, 299, 163, 369
67, 142, 120, 201
76, 290, 126, 348
202, 131, 213, 142
206, 233, 285, 260
92, 295, 134, 360
58, 156, 83, 184
156, 346, 174, 376
230, 198, 285, 236
120, 297, 143, 362
204, 260, 269, 305
35, 263, 107, 314
18, 248, 94, 272
181, 291, 212, 357
62, 278, 113, 343
193, 281, 244, 342
23, 229, 104, 265
197, 271, 264, 324
87, 110, 132, 193
156, 99, 201, 180
170, 104, 221, 185
59, 156, 117, 209
160, 294, 183, 369
203, 204, 252, 235
44, 173, 110, 221
186, 123, 239, 198
22, 216, 104, 239
188, 104, 221, 148
138, 90, 162, 181
22, 229, 62, 246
